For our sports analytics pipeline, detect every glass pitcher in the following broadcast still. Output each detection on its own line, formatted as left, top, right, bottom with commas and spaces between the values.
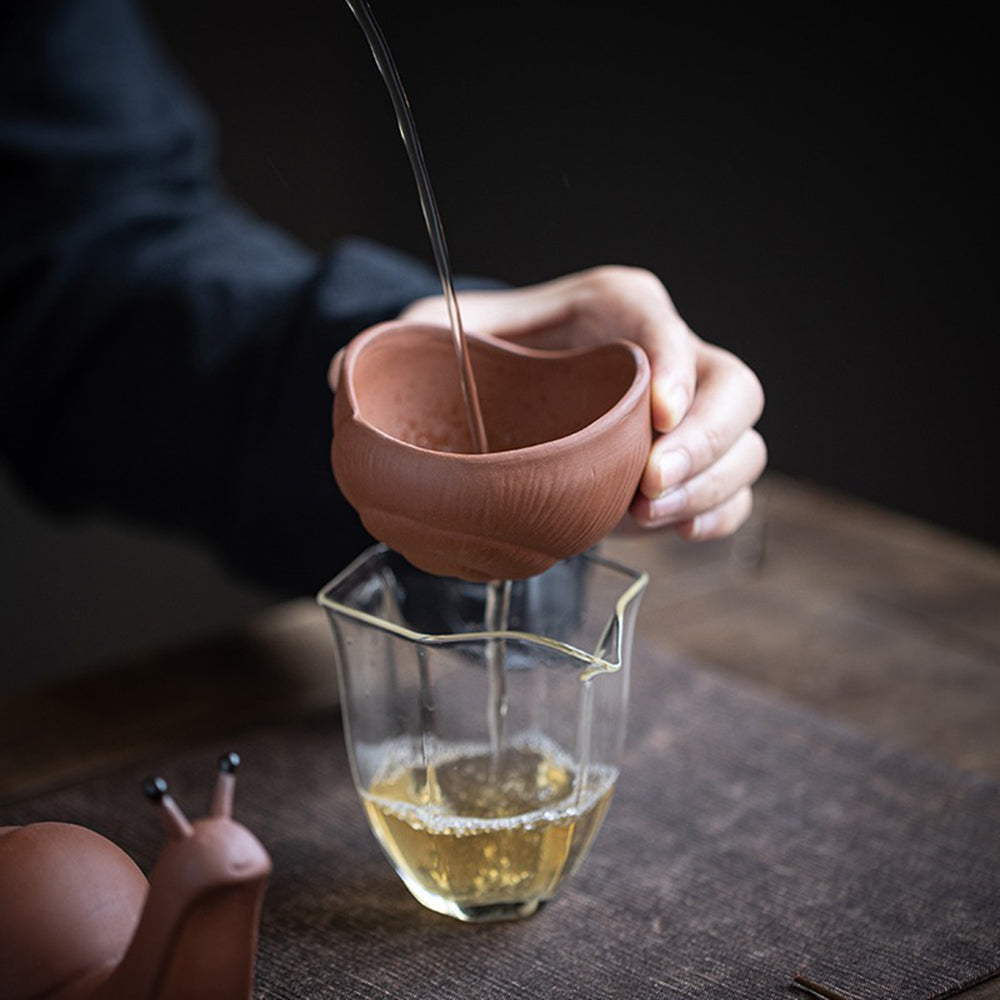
317, 544, 647, 922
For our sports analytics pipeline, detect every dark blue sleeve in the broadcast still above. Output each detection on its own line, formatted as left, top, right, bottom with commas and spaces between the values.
0, 0, 476, 594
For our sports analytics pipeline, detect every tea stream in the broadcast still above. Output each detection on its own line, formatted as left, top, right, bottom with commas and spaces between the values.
345, 0, 598, 797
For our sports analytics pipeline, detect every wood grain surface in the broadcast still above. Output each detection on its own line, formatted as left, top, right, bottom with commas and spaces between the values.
2, 473, 998, 997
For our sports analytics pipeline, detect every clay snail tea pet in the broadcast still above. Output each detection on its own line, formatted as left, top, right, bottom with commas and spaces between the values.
0, 752, 271, 1000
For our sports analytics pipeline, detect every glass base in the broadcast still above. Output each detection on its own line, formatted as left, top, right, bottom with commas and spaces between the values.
402, 877, 550, 922
446, 898, 548, 923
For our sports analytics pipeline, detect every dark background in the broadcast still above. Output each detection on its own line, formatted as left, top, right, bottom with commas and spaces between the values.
1, 2, 994, 689
145, 0, 995, 548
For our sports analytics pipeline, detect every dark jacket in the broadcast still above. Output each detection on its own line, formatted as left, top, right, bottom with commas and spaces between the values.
1, 0, 482, 594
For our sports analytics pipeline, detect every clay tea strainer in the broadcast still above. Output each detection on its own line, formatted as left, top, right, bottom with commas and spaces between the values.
331, 320, 651, 581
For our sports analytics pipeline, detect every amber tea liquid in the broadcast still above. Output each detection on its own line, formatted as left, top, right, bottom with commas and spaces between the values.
362, 735, 616, 920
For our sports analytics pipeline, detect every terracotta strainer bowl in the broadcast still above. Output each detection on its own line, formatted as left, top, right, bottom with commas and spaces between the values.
331, 320, 651, 581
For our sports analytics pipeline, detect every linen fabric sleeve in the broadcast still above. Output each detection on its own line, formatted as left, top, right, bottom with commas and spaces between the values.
0, 0, 478, 594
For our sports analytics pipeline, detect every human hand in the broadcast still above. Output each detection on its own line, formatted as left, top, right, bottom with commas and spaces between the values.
399, 265, 766, 541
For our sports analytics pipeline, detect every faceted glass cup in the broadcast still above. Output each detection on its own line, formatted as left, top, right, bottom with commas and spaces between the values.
317, 544, 647, 922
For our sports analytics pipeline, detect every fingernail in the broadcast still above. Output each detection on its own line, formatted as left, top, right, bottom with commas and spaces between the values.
689, 509, 719, 539
654, 449, 691, 494
650, 486, 688, 519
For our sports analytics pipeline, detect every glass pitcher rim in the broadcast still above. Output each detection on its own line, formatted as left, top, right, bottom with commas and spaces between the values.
316, 543, 648, 677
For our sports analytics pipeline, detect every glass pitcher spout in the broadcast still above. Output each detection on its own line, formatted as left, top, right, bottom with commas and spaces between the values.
317, 545, 647, 673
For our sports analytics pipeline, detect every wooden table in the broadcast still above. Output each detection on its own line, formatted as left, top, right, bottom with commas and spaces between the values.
2, 472, 998, 998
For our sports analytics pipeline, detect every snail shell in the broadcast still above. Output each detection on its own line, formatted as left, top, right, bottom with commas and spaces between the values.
0, 822, 147, 999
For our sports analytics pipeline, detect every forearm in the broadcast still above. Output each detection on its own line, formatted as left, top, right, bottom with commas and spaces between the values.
0, 0, 451, 593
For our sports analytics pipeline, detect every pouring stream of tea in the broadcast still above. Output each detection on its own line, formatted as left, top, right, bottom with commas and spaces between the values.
346, 0, 513, 774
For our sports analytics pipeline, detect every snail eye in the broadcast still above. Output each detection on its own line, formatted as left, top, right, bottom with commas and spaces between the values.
142, 776, 169, 802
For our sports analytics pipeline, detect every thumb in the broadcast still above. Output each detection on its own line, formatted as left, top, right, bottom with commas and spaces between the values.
642, 320, 697, 434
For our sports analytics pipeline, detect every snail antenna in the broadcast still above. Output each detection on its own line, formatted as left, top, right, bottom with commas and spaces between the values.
143, 775, 194, 838
210, 751, 241, 818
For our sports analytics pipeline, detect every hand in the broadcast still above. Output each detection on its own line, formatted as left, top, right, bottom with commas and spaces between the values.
399, 265, 766, 540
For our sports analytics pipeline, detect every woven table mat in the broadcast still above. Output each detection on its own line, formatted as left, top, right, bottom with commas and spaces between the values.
4, 645, 998, 999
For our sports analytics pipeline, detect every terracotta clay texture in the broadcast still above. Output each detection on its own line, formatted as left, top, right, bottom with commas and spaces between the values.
0, 755, 271, 1000
0, 822, 148, 1000
332, 321, 652, 581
